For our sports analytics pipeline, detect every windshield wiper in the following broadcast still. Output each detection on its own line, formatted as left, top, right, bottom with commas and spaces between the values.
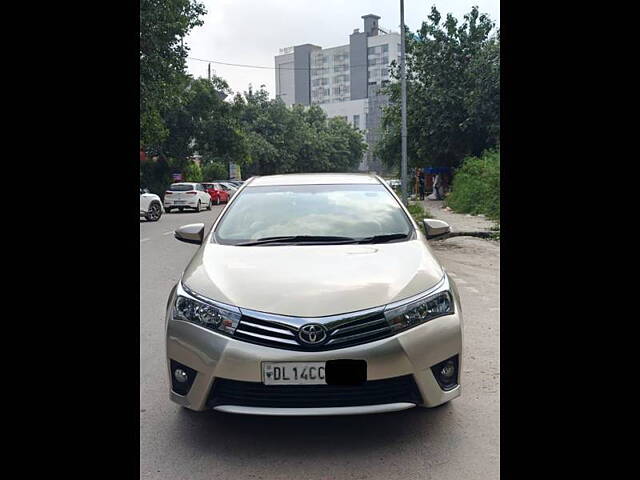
236, 235, 359, 246
355, 233, 411, 244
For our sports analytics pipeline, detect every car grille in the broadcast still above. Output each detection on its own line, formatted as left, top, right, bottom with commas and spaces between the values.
233, 307, 394, 351
207, 375, 423, 408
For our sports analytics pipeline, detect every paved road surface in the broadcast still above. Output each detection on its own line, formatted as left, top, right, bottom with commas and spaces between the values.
140, 208, 500, 480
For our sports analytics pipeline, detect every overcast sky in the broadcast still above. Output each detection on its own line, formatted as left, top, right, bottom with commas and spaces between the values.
185, 0, 500, 98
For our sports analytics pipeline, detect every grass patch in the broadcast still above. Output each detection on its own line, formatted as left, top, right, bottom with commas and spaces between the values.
407, 202, 431, 232
490, 223, 500, 241
446, 149, 500, 220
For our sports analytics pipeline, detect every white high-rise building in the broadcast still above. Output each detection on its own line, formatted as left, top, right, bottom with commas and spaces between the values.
274, 14, 401, 173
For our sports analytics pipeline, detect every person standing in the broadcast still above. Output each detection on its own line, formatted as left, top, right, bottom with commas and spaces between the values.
418, 171, 425, 200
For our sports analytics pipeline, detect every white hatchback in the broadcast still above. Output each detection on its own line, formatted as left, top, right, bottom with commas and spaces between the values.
140, 188, 164, 222
164, 183, 212, 213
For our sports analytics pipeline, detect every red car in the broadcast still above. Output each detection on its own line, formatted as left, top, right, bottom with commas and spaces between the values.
201, 182, 230, 205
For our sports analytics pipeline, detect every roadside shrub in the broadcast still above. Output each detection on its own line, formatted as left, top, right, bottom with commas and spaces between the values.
446, 150, 500, 220
202, 161, 228, 181
406, 202, 431, 232
183, 160, 203, 182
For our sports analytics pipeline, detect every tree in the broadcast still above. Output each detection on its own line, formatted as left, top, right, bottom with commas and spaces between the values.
140, 0, 206, 150
183, 160, 203, 182
202, 161, 228, 180
236, 87, 367, 176
375, 6, 499, 170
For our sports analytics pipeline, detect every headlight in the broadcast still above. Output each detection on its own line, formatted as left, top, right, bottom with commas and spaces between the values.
384, 275, 454, 333
173, 282, 241, 335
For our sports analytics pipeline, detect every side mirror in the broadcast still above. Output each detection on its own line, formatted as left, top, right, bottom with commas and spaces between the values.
175, 223, 205, 245
423, 219, 451, 240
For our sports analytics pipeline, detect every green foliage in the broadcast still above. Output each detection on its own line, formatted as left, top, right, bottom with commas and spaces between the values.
202, 161, 228, 180
446, 150, 500, 220
140, 156, 173, 195
490, 223, 500, 241
140, 0, 206, 148
163, 77, 249, 165
406, 202, 432, 232
236, 87, 367, 177
183, 161, 203, 182
376, 6, 500, 170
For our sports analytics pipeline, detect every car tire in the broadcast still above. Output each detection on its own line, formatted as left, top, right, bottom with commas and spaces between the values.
145, 202, 162, 222
165, 207, 171, 213
196, 200, 201, 211
178, 207, 184, 212
207, 201, 212, 210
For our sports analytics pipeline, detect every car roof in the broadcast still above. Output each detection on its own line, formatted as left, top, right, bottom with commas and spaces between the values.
249, 173, 380, 187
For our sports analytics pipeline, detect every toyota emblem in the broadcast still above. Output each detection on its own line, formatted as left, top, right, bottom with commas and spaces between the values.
298, 323, 328, 345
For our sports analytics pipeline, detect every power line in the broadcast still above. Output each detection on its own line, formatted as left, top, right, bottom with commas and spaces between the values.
188, 56, 395, 71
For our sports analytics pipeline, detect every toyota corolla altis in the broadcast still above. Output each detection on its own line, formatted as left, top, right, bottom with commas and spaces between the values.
166, 173, 462, 416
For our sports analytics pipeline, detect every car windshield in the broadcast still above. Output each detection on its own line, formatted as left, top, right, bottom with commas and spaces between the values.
214, 184, 413, 245
169, 184, 194, 191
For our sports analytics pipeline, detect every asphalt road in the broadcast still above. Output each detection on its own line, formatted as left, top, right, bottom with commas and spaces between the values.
140, 208, 500, 480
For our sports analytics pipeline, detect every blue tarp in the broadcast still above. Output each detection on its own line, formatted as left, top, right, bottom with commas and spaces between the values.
423, 167, 452, 174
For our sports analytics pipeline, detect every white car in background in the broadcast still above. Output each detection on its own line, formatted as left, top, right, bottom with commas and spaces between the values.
164, 183, 212, 213
140, 188, 164, 222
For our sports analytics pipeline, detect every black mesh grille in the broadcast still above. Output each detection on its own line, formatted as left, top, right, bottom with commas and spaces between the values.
233, 311, 394, 351
207, 375, 423, 408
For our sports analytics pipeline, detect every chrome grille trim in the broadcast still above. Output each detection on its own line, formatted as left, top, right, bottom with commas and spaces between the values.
239, 320, 296, 337
232, 275, 448, 351
234, 329, 300, 346
330, 317, 389, 337
238, 305, 386, 330
235, 306, 392, 350
327, 326, 392, 346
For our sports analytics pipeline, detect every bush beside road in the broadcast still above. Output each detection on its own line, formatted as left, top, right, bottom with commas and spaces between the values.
445, 150, 500, 221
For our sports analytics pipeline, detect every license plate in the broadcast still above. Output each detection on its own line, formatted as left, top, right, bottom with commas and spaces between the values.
174, 200, 185, 204
262, 362, 326, 385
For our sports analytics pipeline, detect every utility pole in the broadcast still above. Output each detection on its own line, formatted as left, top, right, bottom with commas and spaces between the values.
400, 0, 408, 205
208, 62, 211, 81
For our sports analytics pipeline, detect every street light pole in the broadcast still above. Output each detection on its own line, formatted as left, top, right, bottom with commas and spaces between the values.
400, 0, 408, 205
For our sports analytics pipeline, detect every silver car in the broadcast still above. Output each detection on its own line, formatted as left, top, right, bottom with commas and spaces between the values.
166, 173, 462, 416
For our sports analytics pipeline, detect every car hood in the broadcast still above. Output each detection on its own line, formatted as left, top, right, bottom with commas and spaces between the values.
182, 239, 444, 317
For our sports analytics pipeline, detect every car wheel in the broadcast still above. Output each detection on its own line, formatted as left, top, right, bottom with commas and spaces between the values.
145, 202, 162, 222
165, 207, 171, 213
207, 201, 212, 210
196, 200, 201, 211
178, 207, 184, 212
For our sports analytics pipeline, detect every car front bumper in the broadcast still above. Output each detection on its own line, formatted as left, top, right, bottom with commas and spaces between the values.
165, 286, 463, 415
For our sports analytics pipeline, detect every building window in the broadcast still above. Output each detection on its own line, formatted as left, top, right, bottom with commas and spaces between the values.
353, 115, 360, 128
382, 44, 388, 53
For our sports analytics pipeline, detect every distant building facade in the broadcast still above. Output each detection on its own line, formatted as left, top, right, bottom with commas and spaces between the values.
274, 14, 401, 173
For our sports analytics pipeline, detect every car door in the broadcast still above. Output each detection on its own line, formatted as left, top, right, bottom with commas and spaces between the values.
216, 183, 228, 202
